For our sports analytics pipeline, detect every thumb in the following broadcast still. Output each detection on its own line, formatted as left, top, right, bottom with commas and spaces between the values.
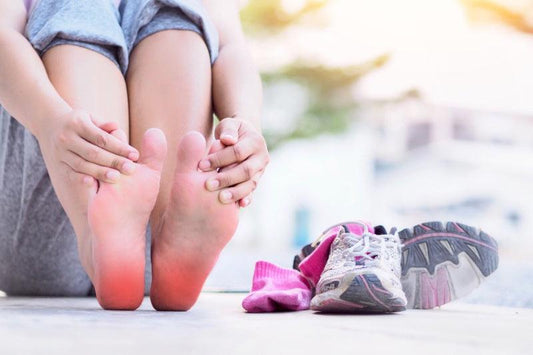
215, 119, 240, 145
91, 114, 118, 133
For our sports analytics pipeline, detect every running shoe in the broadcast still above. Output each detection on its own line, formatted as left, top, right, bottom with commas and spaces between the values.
399, 221, 499, 309
310, 224, 407, 313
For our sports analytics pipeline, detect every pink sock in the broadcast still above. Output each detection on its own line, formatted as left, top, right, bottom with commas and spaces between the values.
242, 261, 312, 312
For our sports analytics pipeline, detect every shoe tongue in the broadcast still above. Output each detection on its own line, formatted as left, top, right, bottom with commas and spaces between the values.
374, 225, 388, 235
323, 221, 373, 241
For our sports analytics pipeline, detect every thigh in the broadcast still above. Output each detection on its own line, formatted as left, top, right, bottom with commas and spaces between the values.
0, 108, 92, 296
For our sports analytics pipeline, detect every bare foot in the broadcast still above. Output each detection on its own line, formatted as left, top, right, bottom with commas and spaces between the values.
86, 128, 167, 310
150, 131, 239, 311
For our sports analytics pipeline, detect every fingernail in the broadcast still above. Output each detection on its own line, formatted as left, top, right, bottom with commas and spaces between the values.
206, 179, 220, 191
222, 134, 236, 141
106, 170, 120, 181
220, 190, 232, 203
199, 159, 211, 170
243, 198, 251, 207
128, 151, 139, 161
122, 161, 136, 174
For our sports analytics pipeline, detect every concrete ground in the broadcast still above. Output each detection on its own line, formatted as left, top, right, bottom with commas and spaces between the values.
0, 293, 531, 355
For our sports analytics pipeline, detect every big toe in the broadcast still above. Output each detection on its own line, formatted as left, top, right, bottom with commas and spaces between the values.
139, 128, 168, 172
176, 131, 207, 173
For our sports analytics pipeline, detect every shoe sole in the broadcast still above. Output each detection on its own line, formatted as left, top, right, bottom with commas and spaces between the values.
310, 272, 407, 313
399, 221, 499, 309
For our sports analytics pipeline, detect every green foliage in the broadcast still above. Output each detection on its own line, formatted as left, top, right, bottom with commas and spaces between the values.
262, 54, 390, 149
263, 54, 390, 99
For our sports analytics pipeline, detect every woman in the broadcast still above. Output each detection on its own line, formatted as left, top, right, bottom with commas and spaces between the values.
0, 0, 269, 310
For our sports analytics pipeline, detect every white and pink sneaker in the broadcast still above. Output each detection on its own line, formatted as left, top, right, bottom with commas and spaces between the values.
310, 223, 407, 313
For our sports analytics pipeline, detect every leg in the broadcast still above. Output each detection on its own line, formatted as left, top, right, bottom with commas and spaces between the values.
127, 30, 238, 311
40, 45, 166, 309
40, 40, 131, 263
127, 30, 212, 217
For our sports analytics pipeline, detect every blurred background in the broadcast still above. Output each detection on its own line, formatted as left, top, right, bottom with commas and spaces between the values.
206, 0, 533, 308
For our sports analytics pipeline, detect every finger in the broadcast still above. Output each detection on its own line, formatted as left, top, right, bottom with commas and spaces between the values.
239, 194, 252, 208
205, 157, 263, 191
215, 119, 240, 145
64, 162, 97, 189
110, 128, 128, 143
218, 177, 259, 204
241, 172, 262, 208
199, 138, 255, 171
72, 136, 136, 175
64, 151, 122, 183
96, 121, 119, 134
89, 128, 137, 174
208, 139, 225, 155
91, 115, 120, 138
78, 118, 139, 161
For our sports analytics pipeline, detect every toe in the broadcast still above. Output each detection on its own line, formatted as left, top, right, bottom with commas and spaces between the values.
176, 131, 207, 173
139, 128, 168, 172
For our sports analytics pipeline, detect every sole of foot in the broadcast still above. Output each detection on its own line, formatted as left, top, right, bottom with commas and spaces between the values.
150, 131, 239, 311
87, 128, 167, 310
399, 221, 499, 309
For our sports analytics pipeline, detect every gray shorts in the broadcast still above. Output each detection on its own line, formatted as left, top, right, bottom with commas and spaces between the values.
0, 0, 218, 296
26, 0, 219, 73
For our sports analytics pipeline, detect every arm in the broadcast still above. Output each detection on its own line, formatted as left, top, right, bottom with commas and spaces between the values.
0, 1, 71, 134
202, 0, 269, 207
0, 0, 138, 182
206, 0, 262, 130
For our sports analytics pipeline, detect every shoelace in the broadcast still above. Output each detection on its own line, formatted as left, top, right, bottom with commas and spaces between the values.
350, 233, 382, 261
330, 229, 401, 269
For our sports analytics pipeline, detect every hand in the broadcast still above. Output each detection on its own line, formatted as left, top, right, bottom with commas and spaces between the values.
37, 109, 139, 184
199, 117, 269, 207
